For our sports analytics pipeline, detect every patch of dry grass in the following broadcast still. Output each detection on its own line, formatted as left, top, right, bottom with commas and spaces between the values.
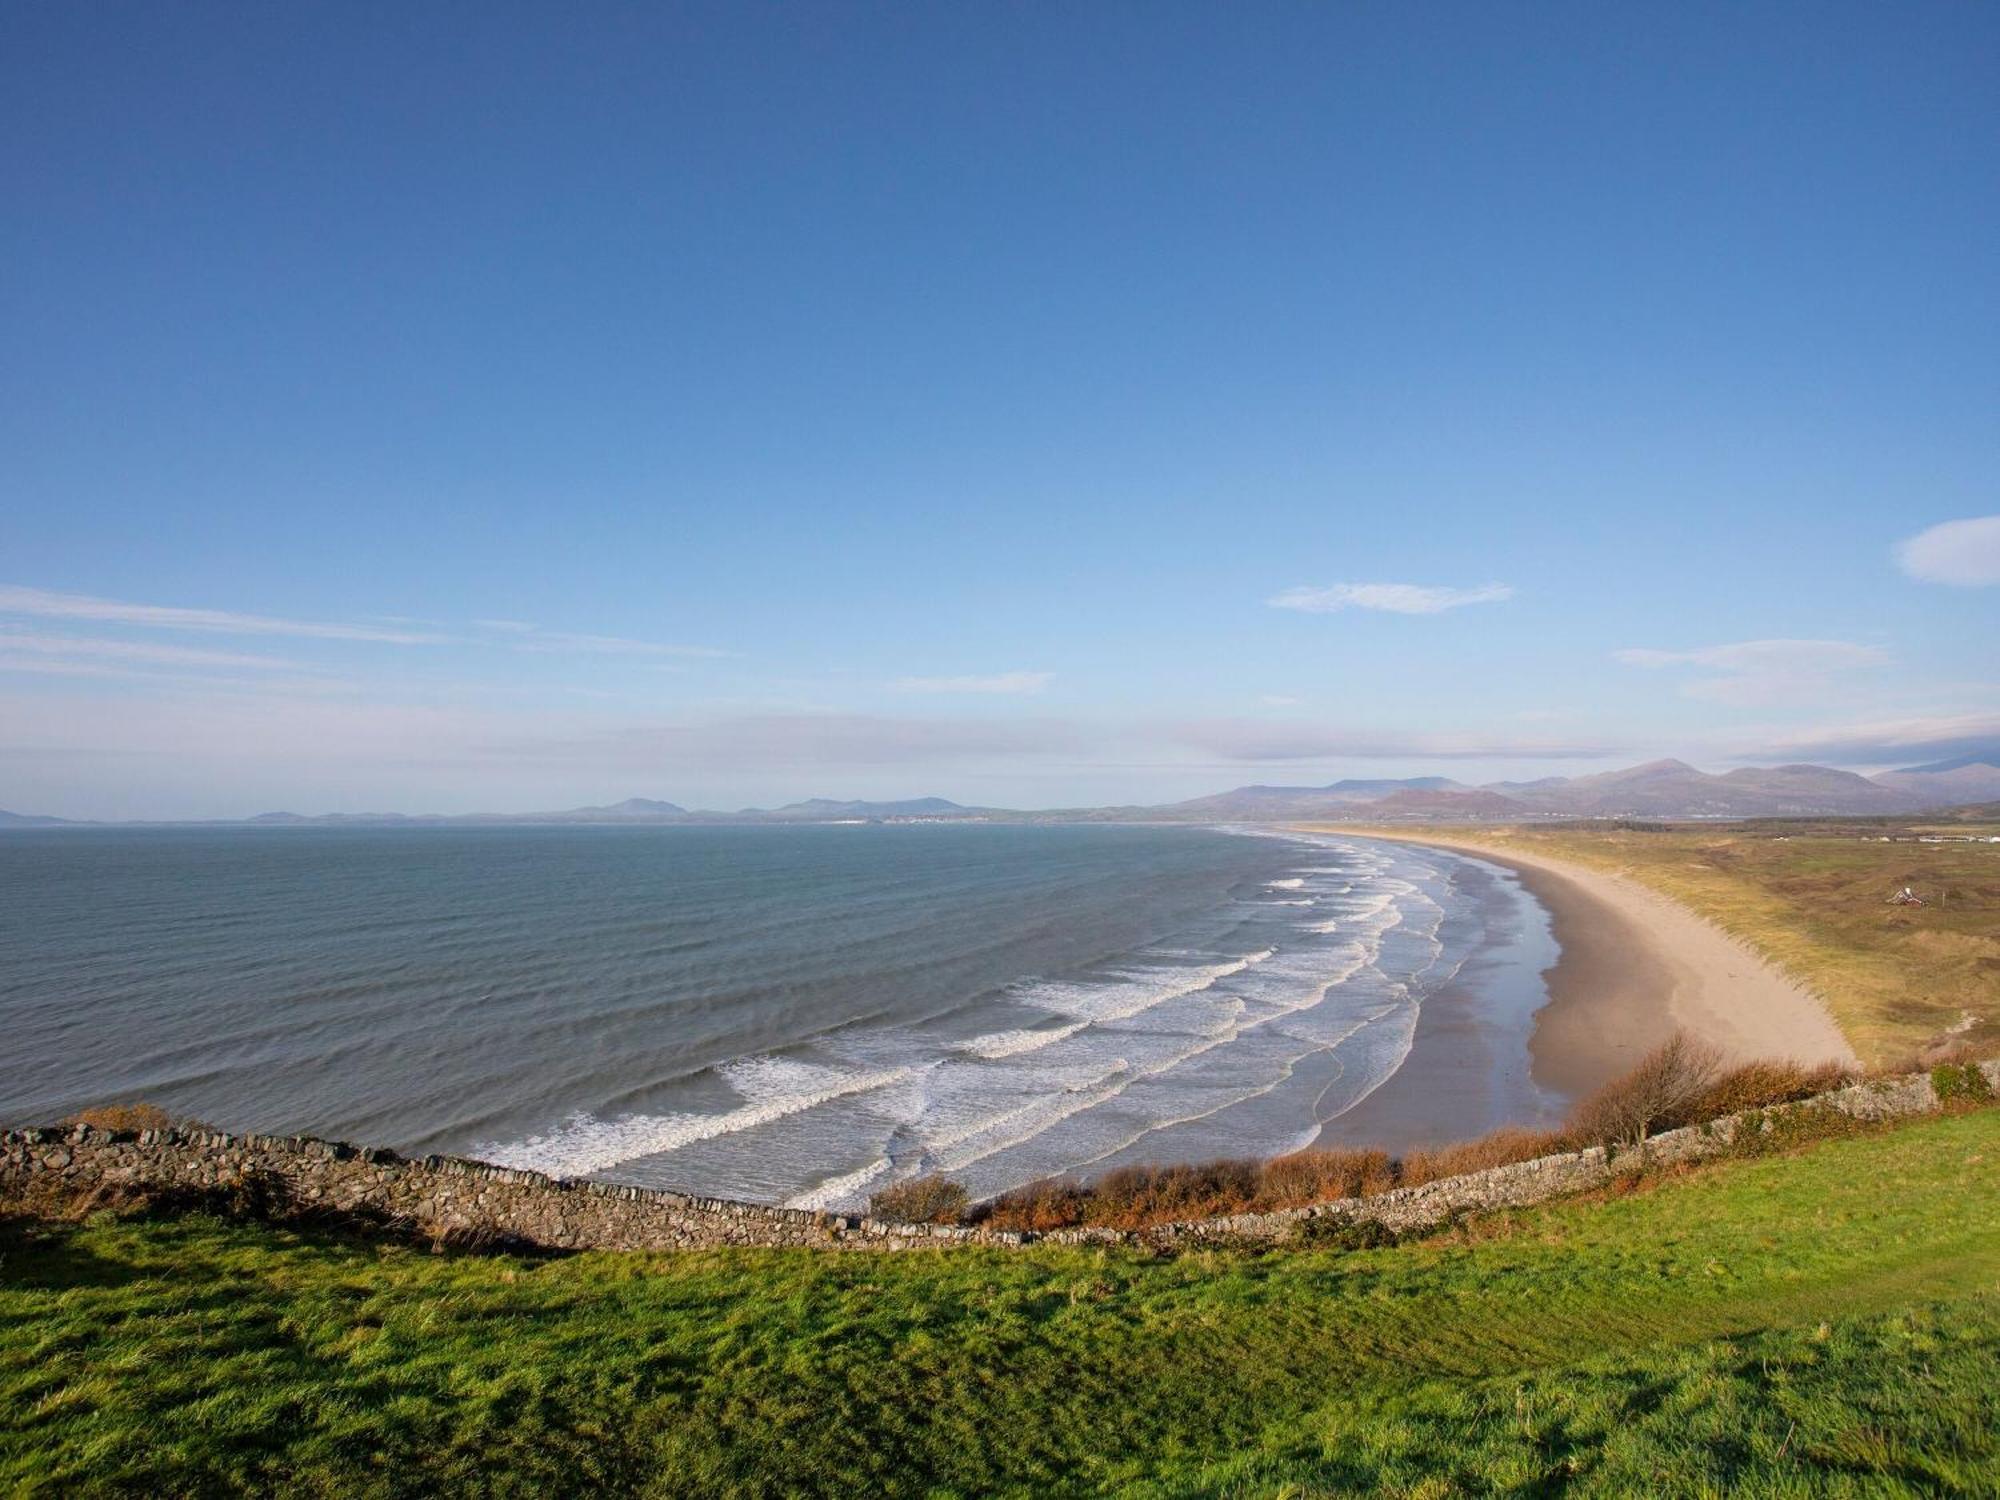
1454, 822, 2000, 1067
1397, 1126, 1570, 1187
58, 1102, 191, 1132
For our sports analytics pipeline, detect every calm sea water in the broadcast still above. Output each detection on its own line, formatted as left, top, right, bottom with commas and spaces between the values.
0, 824, 1558, 1208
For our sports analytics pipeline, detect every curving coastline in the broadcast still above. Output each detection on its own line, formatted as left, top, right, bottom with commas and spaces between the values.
1314, 828, 1860, 1091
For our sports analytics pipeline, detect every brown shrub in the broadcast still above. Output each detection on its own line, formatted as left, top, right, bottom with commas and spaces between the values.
1082, 1159, 1262, 1227
955, 1039, 1879, 1232
1255, 1147, 1395, 1208
60, 1101, 202, 1133
978, 1176, 1091, 1233
1397, 1126, 1570, 1188
867, 1174, 969, 1225
1683, 1060, 1854, 1124
1566, 1032, 1723, 1146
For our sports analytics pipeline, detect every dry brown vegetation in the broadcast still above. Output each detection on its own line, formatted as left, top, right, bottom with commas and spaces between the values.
1408, 821, 2000, 1067
863, 1036, 1895, 1231
866, 1175, 968, 1225
1566, 1032, 1725, 1146
1685, 1057, 1854, 1119
1397, 1125, 1571, 1188
970, 1148, 1401, 1231
59, 1101, 204, 1132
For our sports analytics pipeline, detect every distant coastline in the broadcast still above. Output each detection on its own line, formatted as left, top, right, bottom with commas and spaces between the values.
5, 752, 1999, 830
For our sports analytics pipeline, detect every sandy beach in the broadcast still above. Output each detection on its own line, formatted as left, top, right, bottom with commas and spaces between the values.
1301, 827, 1859, 1106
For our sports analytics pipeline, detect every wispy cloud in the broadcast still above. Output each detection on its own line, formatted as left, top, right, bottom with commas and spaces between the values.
498, 712, 1084, 768
1165, 718, 1620, 761
1750, 711, 2000, 767
1268, 582, 1514, 615
1895, 515, 2000, 586
0, 630, 300, 671
0, 589, 737, 662
472, 619, 734, 659
0, 585, 448, 644
893, 671, 1053, 695
1615, 638, 1888, 706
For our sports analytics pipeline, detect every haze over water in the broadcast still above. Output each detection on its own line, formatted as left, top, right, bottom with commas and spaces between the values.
0, 824, 1560, 1209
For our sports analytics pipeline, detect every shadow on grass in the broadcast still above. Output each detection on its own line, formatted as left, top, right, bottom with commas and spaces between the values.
1, 1177, 575, 1277
0, 1213, 136, 1292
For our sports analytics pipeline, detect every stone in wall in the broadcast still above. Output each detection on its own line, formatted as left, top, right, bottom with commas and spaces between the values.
3, 1060, 1992, 1255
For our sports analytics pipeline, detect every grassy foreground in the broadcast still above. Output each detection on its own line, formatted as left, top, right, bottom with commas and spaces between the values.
5, 1111, 1998, 1496
1361, 821, 2000, 1067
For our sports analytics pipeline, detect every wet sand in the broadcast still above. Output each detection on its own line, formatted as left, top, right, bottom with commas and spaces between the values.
1309, 829, 1858, 1113
1319, 850, 1573, 1151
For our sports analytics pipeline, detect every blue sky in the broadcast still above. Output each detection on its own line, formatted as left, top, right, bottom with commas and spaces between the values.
3, 2, 1997, 817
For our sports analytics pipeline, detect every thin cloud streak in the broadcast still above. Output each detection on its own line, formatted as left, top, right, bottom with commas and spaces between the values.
1268, 582, 1514, 615
0, 657, 356, 693
1615, 638, 1889, 706
495, 713, 1086, 770
0, 588, 735, 661
1165, 717, 1621, 762
1750, 712, 2000, 767
0, 631, 300, 670
0, 585, 449, 644
893, 671, 1053, 695
473, 619, 735, 658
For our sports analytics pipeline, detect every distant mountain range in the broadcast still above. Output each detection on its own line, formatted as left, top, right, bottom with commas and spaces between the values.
1140, 758, 2000, 821
7, 756, 2000, 829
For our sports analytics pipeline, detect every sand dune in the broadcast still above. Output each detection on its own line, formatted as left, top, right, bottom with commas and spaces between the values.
1310, 828, 1859, 1094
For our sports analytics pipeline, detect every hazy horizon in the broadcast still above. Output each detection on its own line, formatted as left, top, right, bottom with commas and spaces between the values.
5, 5, 1997, 821
5, 748, 1993, 825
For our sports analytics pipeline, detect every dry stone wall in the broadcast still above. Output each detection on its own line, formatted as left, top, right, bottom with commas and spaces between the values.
4, 1063, 1993, 1254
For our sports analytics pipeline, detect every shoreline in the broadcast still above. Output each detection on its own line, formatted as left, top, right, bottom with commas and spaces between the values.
1307, 828, 1859, 1094
1312, 844, 1569, 1151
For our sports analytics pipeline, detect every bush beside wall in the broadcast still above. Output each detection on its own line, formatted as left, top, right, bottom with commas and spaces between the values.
5, 1060, 1992, 1255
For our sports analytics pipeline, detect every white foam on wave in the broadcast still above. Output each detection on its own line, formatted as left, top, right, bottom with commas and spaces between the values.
783, 1153, 895, 1212
969, 949, 1274, 1049
925, 1059, 1139, 1174
1045, 949, 1275, 1022
934, 933, 1393, 1183
959, 1019, 1090, 1059
474, 1056, 918, 1178
1047, 997, 1403, 1181
936, 964, 1392, 1200
901, 854, 1462, 1194
481, 828, 1506, 1210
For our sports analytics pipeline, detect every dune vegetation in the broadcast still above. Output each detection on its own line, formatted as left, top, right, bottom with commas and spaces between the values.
5, 1106, 1997, 1496
1358, 819, 2000, 1068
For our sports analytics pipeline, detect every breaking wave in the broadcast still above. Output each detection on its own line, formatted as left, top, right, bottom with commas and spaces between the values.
477, 829, 1514, 1212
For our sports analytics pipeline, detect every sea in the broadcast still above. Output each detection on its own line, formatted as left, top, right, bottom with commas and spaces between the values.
0, 823, 1565, 1209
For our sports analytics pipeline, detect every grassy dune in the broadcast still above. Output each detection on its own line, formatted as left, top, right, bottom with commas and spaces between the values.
1381, 822, 2000, 1067
5, 1110, 1997, 1496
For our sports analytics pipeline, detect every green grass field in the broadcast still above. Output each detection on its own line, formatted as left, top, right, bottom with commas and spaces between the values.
6, 1110, 1997, 1497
